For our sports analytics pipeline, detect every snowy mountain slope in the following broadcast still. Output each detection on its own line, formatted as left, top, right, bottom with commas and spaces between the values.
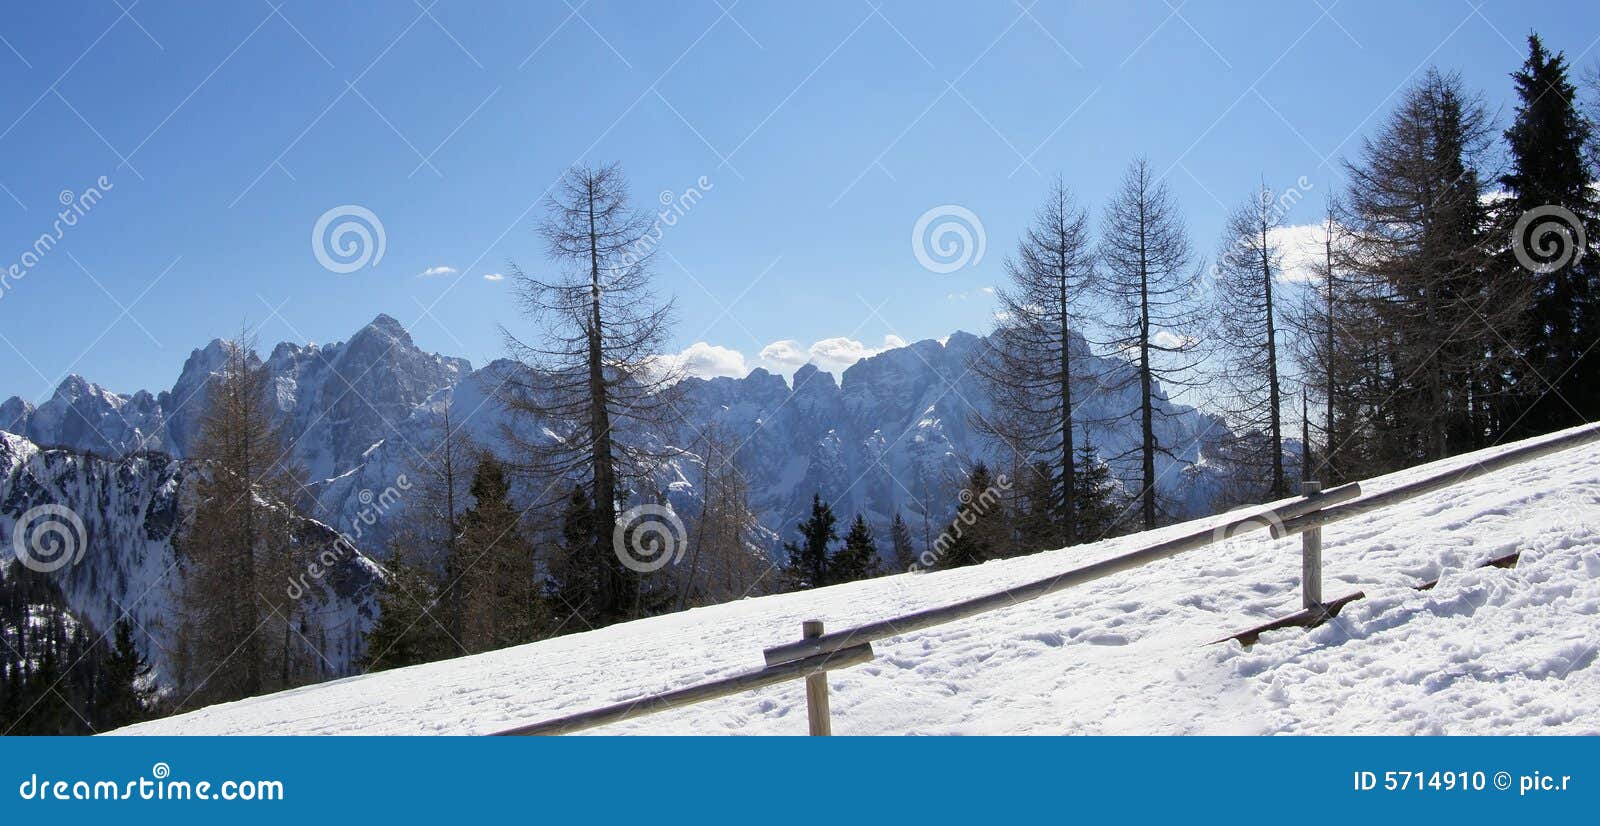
324, 327, 1226, 560
0, 315, 1232, 679
0, 314, 471, 481
0, 432, 385, 684
116, 426, 1600, 735
3, 317, 1226, 566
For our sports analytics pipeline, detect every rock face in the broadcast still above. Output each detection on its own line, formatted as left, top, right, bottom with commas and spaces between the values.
1, 314, 470, 481
667, 329, 1224, 550
0, 432, 381, 684
322, 328, 1226, 559
1, 314, 1229, 678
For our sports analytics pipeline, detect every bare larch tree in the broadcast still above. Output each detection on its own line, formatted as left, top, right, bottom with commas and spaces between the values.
972, 176, 1096, 549
178, 331, 308, 704
1211, 183, 1290, 501
1097, 157, 1207, 530
501, 163, 682, 624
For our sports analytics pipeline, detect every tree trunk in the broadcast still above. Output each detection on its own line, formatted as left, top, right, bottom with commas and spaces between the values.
585, 187, 620, 617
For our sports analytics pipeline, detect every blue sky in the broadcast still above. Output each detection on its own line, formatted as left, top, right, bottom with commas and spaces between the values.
0, 1, 1596, 400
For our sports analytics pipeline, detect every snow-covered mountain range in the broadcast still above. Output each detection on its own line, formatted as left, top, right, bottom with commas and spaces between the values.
1, 313, 1227, 678
0, 432, 381, 684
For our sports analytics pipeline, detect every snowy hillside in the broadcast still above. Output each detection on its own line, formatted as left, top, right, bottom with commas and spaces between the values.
116, 426, 1600, 735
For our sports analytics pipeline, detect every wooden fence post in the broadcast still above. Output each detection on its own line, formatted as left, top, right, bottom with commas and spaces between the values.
802, 620, 831, 736
1301, 481, 1323, 609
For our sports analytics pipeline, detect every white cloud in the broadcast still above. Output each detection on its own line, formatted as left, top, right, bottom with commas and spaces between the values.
1152, 330, 1197, 350
418, 265, 457, 278
798, 334, 909, 373
656, 334, 918, 383
1269, 223, 1327, 284
758, 339, 808, 371
482, 272, 506, 282
664, 341, 749, 379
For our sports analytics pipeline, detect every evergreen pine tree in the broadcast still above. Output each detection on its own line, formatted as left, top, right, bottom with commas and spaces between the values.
1072, 439, 1123, 541
781, 494, 837, 589
889, 513, 918, 572
362, 548, 451, 672
449, 453, 544, 653
936, 463, 1010, 569
96, 619, 152, 729
1015, 460, 1062, 553
830, 515, 881, 583
546, 485, 597, 632
1502, 33, 1599, 435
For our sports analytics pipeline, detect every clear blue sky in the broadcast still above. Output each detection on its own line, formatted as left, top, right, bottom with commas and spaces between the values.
1, 1, 1595, 400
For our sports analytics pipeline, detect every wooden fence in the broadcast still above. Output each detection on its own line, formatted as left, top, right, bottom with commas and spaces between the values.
492, 423, 1600, 736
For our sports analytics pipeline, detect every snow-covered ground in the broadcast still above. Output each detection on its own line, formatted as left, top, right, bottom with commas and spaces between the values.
118, 428, 1600, 735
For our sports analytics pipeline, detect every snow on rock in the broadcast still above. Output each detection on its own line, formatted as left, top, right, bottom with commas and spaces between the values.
0, 431, 385, 684
116, 426, 1600, 735
2, 317, 1227, 569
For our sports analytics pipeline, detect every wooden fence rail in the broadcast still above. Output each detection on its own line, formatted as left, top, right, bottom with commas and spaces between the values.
492, 423, 1600, 736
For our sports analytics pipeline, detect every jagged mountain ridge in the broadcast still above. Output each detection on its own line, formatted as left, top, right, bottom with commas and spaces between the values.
2, 314, 1228, 677
1, 313, 470, 482
4, 315, 1227, 559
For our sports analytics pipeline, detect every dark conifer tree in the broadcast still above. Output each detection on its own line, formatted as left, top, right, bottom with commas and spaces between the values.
501, 163, 684, 625
781, 494, 837, 589
1015, 460, 1062, 553
936, 463, 1010, 569
1072, 439, 1123, 542
449, 453, 544, 653
1212, 184, 1291, 501
1098, 158, 1207, 530
972, 177, 1095, 547
1501, 33, 1599, 435
95, 620, 152, 729
889, 513, 918, 572
831, 515, 881, 583
362, 548, 451, 672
